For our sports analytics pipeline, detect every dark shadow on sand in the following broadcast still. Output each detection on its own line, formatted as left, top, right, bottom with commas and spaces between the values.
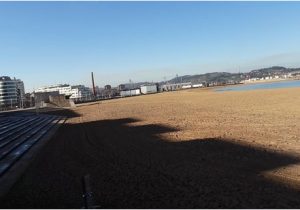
1, 118, 300, 208
0, 107, 80, 119
29, 107, 80, 118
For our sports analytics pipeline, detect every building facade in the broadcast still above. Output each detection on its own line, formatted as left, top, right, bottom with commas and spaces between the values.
140, 85, 157, 94
35, 84, 72, 95
120, 89, 141, 97
34, 84, 92, 101
104, 85, 112, 90
0, 76, 25, 108
69, 85, 93, 102
15, 79, 25, 107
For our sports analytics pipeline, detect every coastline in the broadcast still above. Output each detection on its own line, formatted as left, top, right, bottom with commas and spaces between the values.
241, 77, 299, 84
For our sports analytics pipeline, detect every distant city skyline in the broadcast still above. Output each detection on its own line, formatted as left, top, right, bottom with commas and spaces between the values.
1, 2, 300, 92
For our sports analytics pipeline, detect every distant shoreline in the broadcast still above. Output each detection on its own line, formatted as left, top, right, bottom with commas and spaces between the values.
214, 78, 300, 92
241, 78, 299, 85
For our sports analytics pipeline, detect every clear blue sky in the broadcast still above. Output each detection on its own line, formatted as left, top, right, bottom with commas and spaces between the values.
1, 2, 300, 92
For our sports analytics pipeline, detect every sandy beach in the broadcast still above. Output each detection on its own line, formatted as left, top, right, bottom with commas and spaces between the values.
1, 87, 300, 208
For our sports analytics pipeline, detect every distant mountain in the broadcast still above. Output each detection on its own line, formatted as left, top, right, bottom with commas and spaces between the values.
115, 66, 300, 89
248, 66, 300, 78
166, 66, 300, 84
120, 81, 157, 90
167, 72, 243, 84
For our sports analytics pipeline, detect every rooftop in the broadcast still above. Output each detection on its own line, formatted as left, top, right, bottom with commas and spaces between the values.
0, 76, 12, 81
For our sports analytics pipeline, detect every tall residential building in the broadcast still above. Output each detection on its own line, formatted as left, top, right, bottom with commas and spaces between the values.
0, 76, 25, 108
16, 79, 25, 107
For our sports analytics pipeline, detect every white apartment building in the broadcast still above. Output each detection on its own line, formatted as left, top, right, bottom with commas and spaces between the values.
34, 84, 92, 101
35, 84, 72, 95
69, 85, 93, 101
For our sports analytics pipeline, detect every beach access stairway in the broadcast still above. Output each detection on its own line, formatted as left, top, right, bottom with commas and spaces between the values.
0, 113, 65, 177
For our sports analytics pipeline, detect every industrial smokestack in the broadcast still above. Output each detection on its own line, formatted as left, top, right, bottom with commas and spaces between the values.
91, 72, 96, 98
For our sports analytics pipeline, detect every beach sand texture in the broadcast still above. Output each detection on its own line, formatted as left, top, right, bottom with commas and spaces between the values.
1, 87, 300, 208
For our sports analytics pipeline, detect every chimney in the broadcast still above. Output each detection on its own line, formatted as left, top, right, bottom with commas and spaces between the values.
91, 72, 96, 97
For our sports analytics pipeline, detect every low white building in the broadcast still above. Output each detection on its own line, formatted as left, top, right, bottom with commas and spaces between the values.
182, 84, 192, 89
140, 85, 157, 94
192, 84, 203, 88
161, 82, 192, 91
120, 89, 141, 97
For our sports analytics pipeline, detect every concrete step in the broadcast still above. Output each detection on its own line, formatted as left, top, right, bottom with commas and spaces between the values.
0, 117, 42, 142
0, 116, 61, 177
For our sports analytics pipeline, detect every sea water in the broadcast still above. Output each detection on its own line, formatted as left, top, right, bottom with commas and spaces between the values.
215, 80, 300, 92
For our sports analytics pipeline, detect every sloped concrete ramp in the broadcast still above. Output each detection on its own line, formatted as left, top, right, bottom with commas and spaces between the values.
0, 112, 66, 196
